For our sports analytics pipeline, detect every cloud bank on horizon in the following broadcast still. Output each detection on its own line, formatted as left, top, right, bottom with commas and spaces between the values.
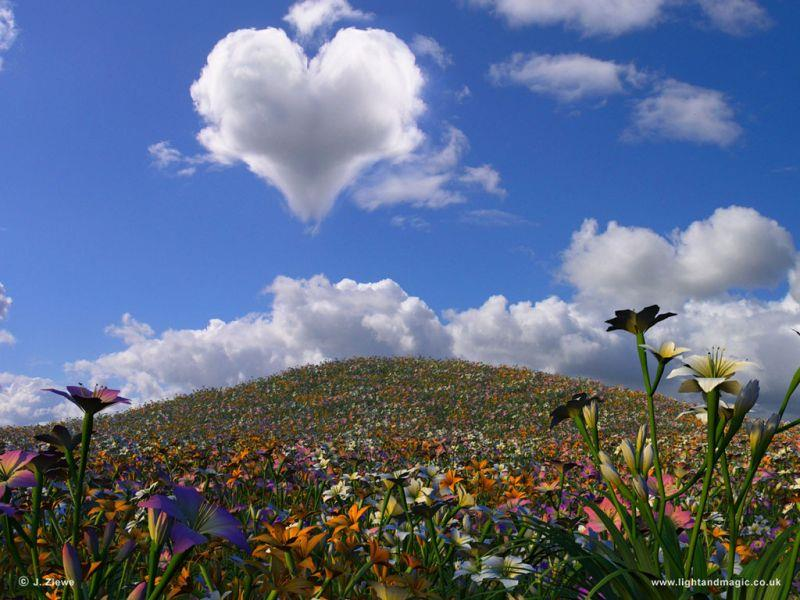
3, 206, 799, 426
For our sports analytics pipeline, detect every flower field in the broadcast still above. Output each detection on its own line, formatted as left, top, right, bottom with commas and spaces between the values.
1, 354, 799, 598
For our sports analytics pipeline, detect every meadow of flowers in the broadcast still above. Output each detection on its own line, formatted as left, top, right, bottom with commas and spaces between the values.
1, 307, 799, 598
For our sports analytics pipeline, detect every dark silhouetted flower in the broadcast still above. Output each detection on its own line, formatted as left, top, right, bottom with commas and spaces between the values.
139, 485, 248, 554
605, 305, 676, 335
35, 425, 81, 452
549, 393, 602, 429
43, 385, 131, 415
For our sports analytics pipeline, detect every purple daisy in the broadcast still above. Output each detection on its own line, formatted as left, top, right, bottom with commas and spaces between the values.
43, 385, 131, 415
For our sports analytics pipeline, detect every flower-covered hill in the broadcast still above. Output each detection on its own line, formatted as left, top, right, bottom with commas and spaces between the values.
5, 356, 701, 465
2, 357, 800, 598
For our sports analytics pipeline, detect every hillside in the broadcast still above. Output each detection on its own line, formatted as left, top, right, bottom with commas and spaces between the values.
2, 357, 700, 463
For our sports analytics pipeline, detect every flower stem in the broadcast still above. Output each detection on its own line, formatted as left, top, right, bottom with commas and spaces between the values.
146, 550, 189, 600
636, 333, 667, 531
72, 411, 94, 546
684, 389, 719, 576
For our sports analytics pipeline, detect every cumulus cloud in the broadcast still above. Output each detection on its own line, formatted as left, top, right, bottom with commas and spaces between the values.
7, 207, 794, 426
190, 27, 425, 222
0, 282, 14, 345
0, 0, 17, 70
0, 373, 81, 426
698, 0, 771, 35
489, 53, 645, 102
410, 34, 452, 69
562, 206, 797, 306
469, 0, 667, 36
283, 0, 371, 39
790, 260, 800, 303
147, 141, 210, 177
105, 313, 155, 345
625, 79, 742, 146
69, 276, 452, 401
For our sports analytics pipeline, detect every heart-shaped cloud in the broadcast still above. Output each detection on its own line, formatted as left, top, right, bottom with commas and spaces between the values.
190, 27, 426, 222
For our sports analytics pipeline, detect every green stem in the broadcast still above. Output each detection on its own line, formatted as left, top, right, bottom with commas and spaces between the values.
636, 334, 667, 531
145, 542, 160, 598
29, 470, 44, 588
684, 389, 719, 576
146, 550, 189, 600
72, 412, 94, 547
720, 453, 738, 593
342, 559, 374, 598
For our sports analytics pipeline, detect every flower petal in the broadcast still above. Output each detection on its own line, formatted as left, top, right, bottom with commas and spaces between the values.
170, 522, 207, 554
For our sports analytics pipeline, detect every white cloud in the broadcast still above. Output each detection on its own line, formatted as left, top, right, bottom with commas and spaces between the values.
0, 0, 17, 70
283, 0, 371, 39
460, 165, 507, 197
625, 79, 742, 146
410, 34, 452, 69
562, 206, 797, 307
470, 0, 771, 36
0, 373, 81, 426
190, 27, 425, 222
490, 53, 645, 102
352, 126, 468, 210
460, 209, 531, 227
7, 207, 794, 426
0, 282, 14, 345
790, 260, 800, 303
470, 0, 667, 36
105, 313, 155, 345
698, 0, 771, 35
147, 141, 209, 177
69, 275, 452, 401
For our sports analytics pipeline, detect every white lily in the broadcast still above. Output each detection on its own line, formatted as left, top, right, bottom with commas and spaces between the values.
668, 348, 755, 395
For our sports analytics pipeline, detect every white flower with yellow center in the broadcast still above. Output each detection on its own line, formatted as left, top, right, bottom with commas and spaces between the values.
668, 347, 755, 394
640, 341, 690, 363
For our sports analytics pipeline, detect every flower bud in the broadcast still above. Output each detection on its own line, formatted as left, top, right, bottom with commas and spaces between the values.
127, 582, 147, 600
746, 421, 763, 455
62, 542, 82, 583
641, 444, 654, 475
600, 463, 622, 488
765, 413, 780, 438
84, 527, 99, 558
582, 400, 598, 430
636, 424, 648, 455
147, 508, 169, 547
114, 538, 137, 562
597, 451, 612, 466
102, 521, 117, 554
619, 440, 637, 475
734, 380, 759, 419
632, 476, 649, 501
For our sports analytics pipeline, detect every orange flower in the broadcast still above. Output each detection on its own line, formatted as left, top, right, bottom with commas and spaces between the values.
326, 503, 370, 537
439, 469, 463, 493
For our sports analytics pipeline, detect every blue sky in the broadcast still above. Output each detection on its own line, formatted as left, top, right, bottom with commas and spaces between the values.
1, 0, 799, 425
